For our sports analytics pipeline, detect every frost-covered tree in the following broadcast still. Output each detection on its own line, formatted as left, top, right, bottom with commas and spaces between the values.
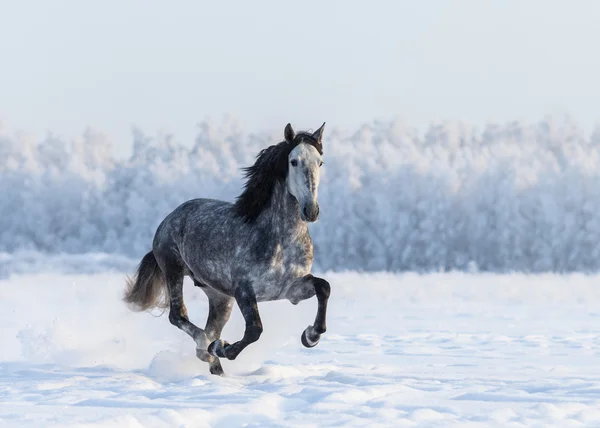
2, 116, 600, 273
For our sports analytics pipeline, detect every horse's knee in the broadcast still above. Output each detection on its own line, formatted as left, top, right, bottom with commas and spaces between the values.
246, 323, 263, 343
314, 278, 331, 300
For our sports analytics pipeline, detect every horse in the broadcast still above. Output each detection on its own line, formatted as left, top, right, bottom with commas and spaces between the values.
123, 122, 331, 376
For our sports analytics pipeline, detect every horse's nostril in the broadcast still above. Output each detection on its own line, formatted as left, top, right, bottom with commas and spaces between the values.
303, 207, 309, 218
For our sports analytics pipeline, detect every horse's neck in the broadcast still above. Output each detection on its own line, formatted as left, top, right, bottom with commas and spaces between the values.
258, 181, 306, 234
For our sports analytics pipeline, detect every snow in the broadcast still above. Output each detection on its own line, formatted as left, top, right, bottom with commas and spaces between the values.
2, 269, 600, 427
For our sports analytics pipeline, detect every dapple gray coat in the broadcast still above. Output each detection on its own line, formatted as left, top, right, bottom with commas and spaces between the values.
124, 123, 331, 375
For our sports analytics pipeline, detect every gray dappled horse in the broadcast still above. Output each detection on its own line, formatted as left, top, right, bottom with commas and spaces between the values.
124, 123, 331, 375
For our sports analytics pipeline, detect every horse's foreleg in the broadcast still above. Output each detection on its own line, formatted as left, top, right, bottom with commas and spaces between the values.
287, 275, 331, 348
202, 289, 234, 375
301, 276, 330, 347
208, 282, 262, 361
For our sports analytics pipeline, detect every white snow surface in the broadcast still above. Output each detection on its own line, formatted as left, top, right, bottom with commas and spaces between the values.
2, 270, 600, 427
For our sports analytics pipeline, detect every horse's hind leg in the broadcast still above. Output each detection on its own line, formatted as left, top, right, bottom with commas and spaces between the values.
199, 287, 234, 375
160, 260, 212, 369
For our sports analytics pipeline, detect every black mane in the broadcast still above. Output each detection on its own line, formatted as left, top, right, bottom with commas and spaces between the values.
234, 132, 323, 222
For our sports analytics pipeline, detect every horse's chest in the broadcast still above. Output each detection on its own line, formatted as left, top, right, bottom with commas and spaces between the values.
270, 240, 311, 275
253, 240, 313, 300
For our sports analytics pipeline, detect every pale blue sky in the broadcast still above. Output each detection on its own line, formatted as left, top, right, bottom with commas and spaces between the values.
1, 0, 600, 151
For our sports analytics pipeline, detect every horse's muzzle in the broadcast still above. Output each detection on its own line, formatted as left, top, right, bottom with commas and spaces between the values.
301, 204, 320, 222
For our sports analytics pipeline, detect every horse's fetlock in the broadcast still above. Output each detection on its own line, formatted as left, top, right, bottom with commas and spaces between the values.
314, 325, 327, 335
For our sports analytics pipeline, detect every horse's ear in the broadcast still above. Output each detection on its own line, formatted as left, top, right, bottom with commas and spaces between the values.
284, 123, 295, 142
312, 122, 326, 143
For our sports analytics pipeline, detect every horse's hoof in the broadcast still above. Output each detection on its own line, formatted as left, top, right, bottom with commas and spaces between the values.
208, 339, 228, 358
301, 326, 320, 348
209, 361, 225, 376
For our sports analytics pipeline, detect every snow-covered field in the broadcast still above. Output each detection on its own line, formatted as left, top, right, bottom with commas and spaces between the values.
2, 269, 600, 427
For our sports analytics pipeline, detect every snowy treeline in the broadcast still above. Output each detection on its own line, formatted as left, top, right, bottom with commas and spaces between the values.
2, 116, 600, 273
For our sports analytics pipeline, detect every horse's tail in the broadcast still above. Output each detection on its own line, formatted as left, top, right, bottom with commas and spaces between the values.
123, 251, 169, 312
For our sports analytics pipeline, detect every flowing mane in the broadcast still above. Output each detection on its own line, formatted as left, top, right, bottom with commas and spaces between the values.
233, 131, 323, 222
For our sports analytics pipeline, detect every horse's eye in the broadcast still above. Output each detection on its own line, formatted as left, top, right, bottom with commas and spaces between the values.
319, 161, 324, 167
290, 159, 298, 167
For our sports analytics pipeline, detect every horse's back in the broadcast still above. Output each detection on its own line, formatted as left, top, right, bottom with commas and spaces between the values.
152, 198, 242, 292
155, 197, 239, 246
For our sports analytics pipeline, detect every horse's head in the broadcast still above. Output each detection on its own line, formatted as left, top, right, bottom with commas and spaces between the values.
284, 123, 325, 223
